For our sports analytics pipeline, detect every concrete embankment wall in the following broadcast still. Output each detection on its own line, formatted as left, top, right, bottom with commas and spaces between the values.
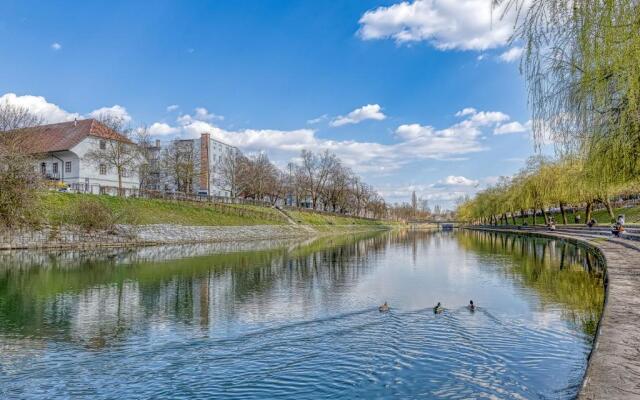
0, 224, 390, 250
466, 226, 640, 400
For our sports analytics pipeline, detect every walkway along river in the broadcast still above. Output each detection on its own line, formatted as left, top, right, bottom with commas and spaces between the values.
0, 230, 606, 399
467, 226, 640, 399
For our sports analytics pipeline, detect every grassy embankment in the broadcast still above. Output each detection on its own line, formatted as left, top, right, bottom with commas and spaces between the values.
507, 206, 640, 226
40, 192, 391, 227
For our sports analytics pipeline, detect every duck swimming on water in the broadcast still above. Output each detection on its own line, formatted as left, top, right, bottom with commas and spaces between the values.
468, 300, 476, 312
379, 302, 390, 312
433, 302, 444, 314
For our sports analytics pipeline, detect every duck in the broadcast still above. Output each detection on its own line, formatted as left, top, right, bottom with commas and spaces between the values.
468, 300, 476, 312
433, 302, 444, 314
379, 301, 390, 312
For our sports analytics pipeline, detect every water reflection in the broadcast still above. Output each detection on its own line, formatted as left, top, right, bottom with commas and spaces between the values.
0, 230, 604, 399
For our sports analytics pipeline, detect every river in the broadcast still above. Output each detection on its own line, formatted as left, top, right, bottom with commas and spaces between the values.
0, 230, 604, 399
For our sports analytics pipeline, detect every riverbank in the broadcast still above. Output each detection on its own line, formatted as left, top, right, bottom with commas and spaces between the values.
0, 223, 394, 250
465, 225, 640, 400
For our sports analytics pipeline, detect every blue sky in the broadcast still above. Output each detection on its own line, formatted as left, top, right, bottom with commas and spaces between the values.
0, 0, 538, 208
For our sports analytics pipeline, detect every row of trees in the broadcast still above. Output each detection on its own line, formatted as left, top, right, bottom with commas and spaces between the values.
458, 1, 640, 225
457, 155, 636, 225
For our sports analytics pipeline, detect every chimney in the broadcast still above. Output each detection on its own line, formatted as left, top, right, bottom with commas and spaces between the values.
200, 133, 211, 192
155, 139, 160, 148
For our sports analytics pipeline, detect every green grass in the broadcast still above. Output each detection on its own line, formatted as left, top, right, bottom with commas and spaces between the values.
39, 192, 390, 227
41, 192, 287, 226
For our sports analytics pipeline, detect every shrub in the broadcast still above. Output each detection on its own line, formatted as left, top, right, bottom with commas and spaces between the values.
0, 140, 42, 227
68, 198, 119, 231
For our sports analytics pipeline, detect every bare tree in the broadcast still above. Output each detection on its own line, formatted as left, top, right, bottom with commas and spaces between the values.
298, 149, 338, 209
0, 101, 44, 132
239, 153, 278, 201
219, 149, 245, 198
162, 140, 199, 193
84, 115, 142, 195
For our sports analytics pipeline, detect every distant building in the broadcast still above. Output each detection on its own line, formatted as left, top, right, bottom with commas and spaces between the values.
182, 133, 239, 197
140, 139, 164, 191
7, 119, 140, 192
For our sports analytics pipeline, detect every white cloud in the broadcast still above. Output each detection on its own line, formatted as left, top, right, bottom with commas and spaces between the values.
358, 0, 521, 50
148, 122, 180, 137
441, 175, 479, 186
0, 93, 78, 123
330, 104, 386, 127
87, 105, 132, 124
149, 105, 509, 173
194, 107, 223, 121
499, 46, 523, 62
455, 107, 477, 117
51, 42, 62, 51
166, 104, 179, 112
494, 120, 528, 135
307, 114, 328, 125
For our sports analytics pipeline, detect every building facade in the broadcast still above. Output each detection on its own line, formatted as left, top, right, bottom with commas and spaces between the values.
8, 119, 140, 192
184, 133, 238, 197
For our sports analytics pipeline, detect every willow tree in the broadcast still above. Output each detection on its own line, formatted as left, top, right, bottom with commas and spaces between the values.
496, 0, 640, 181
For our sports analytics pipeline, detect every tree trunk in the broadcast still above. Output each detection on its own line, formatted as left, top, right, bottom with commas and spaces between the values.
603, 198, 615, 221
521, 209, 527, 225
503, 213, 509, 225
541, 208, 548, 224
585, 201, 593, 223
118, 171, 123, 196
533, 210, 537, 225
511, 213, 517, 225
560, 203, 567, 225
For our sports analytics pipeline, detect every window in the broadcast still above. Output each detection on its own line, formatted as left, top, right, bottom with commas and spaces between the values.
99, 164, 107, 175
52, 162, 58, 174
65, 161, 71, 173
99, 140, 106, 150
40, 162, 46, 175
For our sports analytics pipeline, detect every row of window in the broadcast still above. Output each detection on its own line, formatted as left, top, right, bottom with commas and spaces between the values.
40, 161, 72, 175
39, 161, 110, 176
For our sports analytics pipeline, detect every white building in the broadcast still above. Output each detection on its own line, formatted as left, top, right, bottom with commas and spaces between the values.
9, 119, 140, 192
180, 133, 239, 197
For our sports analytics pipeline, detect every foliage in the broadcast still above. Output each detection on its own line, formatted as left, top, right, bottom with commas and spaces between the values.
65, 197, 121, 231
0, 139, 42, 227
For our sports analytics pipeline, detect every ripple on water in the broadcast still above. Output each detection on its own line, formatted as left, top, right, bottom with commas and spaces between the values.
0, 305, 590, 400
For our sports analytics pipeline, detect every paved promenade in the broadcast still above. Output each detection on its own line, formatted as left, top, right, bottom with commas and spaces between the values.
468, 226, 640, 399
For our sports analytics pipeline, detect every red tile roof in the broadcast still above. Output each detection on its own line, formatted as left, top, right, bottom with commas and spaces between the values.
5, 119, 134, 155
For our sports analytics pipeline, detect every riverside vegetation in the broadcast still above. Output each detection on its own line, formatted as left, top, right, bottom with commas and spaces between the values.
458, 1, 640, 224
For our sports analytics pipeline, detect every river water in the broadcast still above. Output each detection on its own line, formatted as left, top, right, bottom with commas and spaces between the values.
0, 230, 604, 399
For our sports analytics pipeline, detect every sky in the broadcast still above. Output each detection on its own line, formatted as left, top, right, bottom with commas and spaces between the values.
0, 0, 540, 209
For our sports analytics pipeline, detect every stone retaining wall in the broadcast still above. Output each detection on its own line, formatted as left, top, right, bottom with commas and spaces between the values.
0, 224, 387, 250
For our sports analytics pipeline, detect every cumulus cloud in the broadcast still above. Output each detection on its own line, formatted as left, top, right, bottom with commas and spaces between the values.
148, 122, 180, 136
494, 120, 528, 135
51, 42, 62, 51
440, 175, 479, 186
87, 105, 132, 123
0, 93, 135, 127
498, 46, 523, 62
166, 104, 179, 112
330, 104, 386, 127
0, 93, 78, 123
455, 107, 477, 117
154, 105, 515, 173
194, 107, 223, 121
358, 0, 520, 50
